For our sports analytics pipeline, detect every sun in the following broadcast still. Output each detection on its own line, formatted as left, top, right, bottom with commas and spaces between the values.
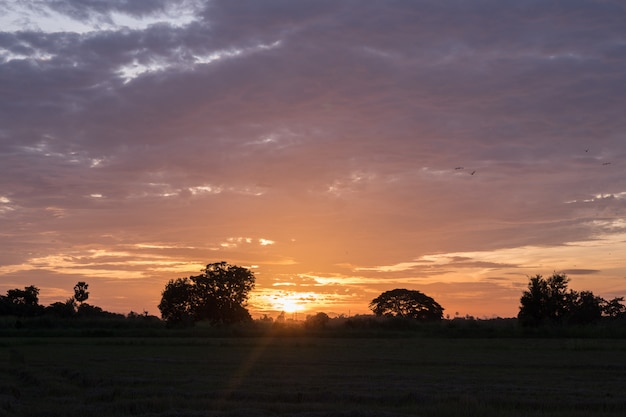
256, 290, 323, 316
278, 298, 301, 313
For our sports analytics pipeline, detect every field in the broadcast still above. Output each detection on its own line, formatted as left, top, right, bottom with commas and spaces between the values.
1, 335, 625, 416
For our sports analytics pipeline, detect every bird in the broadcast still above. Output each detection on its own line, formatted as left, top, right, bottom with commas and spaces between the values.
585, 148, 589, 152
602, 162, 611, 166
470, 170, 476, 175
455, 166, 464, 170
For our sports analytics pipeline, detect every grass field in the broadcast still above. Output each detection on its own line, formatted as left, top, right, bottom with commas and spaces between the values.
1, 335, 625, 416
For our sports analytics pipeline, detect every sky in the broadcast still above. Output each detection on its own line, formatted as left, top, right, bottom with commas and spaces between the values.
1, 0, 625, 319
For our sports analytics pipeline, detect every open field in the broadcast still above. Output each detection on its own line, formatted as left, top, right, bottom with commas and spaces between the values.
1, 335, 625, 417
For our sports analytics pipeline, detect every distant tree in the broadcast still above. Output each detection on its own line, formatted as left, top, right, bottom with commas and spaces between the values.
76, 303, 123, 319
158, 262, 255, 325
45, 298, 77, 318
2, 285, 43, 317
369, 289, 444, 321
567, 290, 604, 324
602, 297, 626, 319
518, 273, 614, 326
7, 285, 40, 306
518, 273, 571, 326
276, 311, 286, 323
77, 303, 103, 317
305, 312, 330, 329
158, 277, 195, 325
127, 310, 149, 319
191, 262, 255, 324
73, 282, 89, 304
258, 314, 274, 323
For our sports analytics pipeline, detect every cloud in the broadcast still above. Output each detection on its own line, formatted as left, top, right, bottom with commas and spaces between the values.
560, 269, 601, 275
0, 0, 202, 33
1, 0, 625, 316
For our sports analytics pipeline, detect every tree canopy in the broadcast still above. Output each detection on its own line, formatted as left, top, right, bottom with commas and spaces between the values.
0, 285, 44, 317
73, 281, 89, 304
158, 261, 255, 325
518, 273, 624, 326
369, 288, 444, 321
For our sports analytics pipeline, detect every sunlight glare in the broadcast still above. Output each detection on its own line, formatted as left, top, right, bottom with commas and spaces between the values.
279, 298, 301, 314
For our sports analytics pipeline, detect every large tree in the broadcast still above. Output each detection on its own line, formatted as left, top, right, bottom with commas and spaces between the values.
370, 289, 444, 321
158, 277, 195, 325
518, 273, 612, 326
158, 262, 255, 325
0, 285, 43, 317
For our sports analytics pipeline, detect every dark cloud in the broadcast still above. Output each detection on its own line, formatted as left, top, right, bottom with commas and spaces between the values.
560, 269, 601, 275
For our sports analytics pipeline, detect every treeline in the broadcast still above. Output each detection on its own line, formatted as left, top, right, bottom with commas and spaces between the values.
3, 311, 626, 339
0, 282, 160, 330
2, 263, 625, 337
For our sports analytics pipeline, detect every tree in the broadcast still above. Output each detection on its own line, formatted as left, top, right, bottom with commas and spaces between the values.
45, 299, 77, 318
518, 273, 571, 326
305, 312, 331, 329
1, 285, 43, 317
73, 282, 89, 304
602, 297, 626, 319
158, 277, 195, 325
7, 285, 40, 306
369, 289, 444, 321
567, 290, 603, 324
191, 262, 255, 324
518, 273, 610, 326
158, 262, 255, 325
76, 303, 112, 318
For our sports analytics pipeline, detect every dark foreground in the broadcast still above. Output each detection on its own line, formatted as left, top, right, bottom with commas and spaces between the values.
1, 336, 625, 416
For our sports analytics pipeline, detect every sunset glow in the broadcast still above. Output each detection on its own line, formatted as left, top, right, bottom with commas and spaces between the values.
1, 1, 625, 320
276, 299, 301, 314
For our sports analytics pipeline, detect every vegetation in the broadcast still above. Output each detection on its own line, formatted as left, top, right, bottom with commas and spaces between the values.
369, 288, 444, 321
0, 281, 161, 335
73, 281, 89, 305
0, 285, 43, 317
518, 273, 626, 326
1, 266, 625, 416
1, 266, 625, 338
304, 312, 331, 329
158, 261, 255, 326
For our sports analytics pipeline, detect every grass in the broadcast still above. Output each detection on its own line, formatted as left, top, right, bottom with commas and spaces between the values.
1, 335, 626, 416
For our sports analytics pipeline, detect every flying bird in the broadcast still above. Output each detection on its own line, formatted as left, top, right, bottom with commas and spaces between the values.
455, 166, 464, 170
470, 170, 476, 175
602, 162, 611, 166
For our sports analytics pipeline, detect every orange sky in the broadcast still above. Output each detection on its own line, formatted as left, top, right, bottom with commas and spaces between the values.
1, 0, 625, 319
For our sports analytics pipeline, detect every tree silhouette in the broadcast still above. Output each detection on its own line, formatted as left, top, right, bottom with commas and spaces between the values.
305, 312, 330, 329
73, 282, 89, 305
603, 297, 626, 319
45, 299, 77, 318
518, 273, 612, 326
370, 289, 444, 321
518, 274, 569, 326
158, 277, 195, 325
1, 285, 43, 317
568, 290, 604, 324
7, 285, 40, 306
158, 262, 255, 325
